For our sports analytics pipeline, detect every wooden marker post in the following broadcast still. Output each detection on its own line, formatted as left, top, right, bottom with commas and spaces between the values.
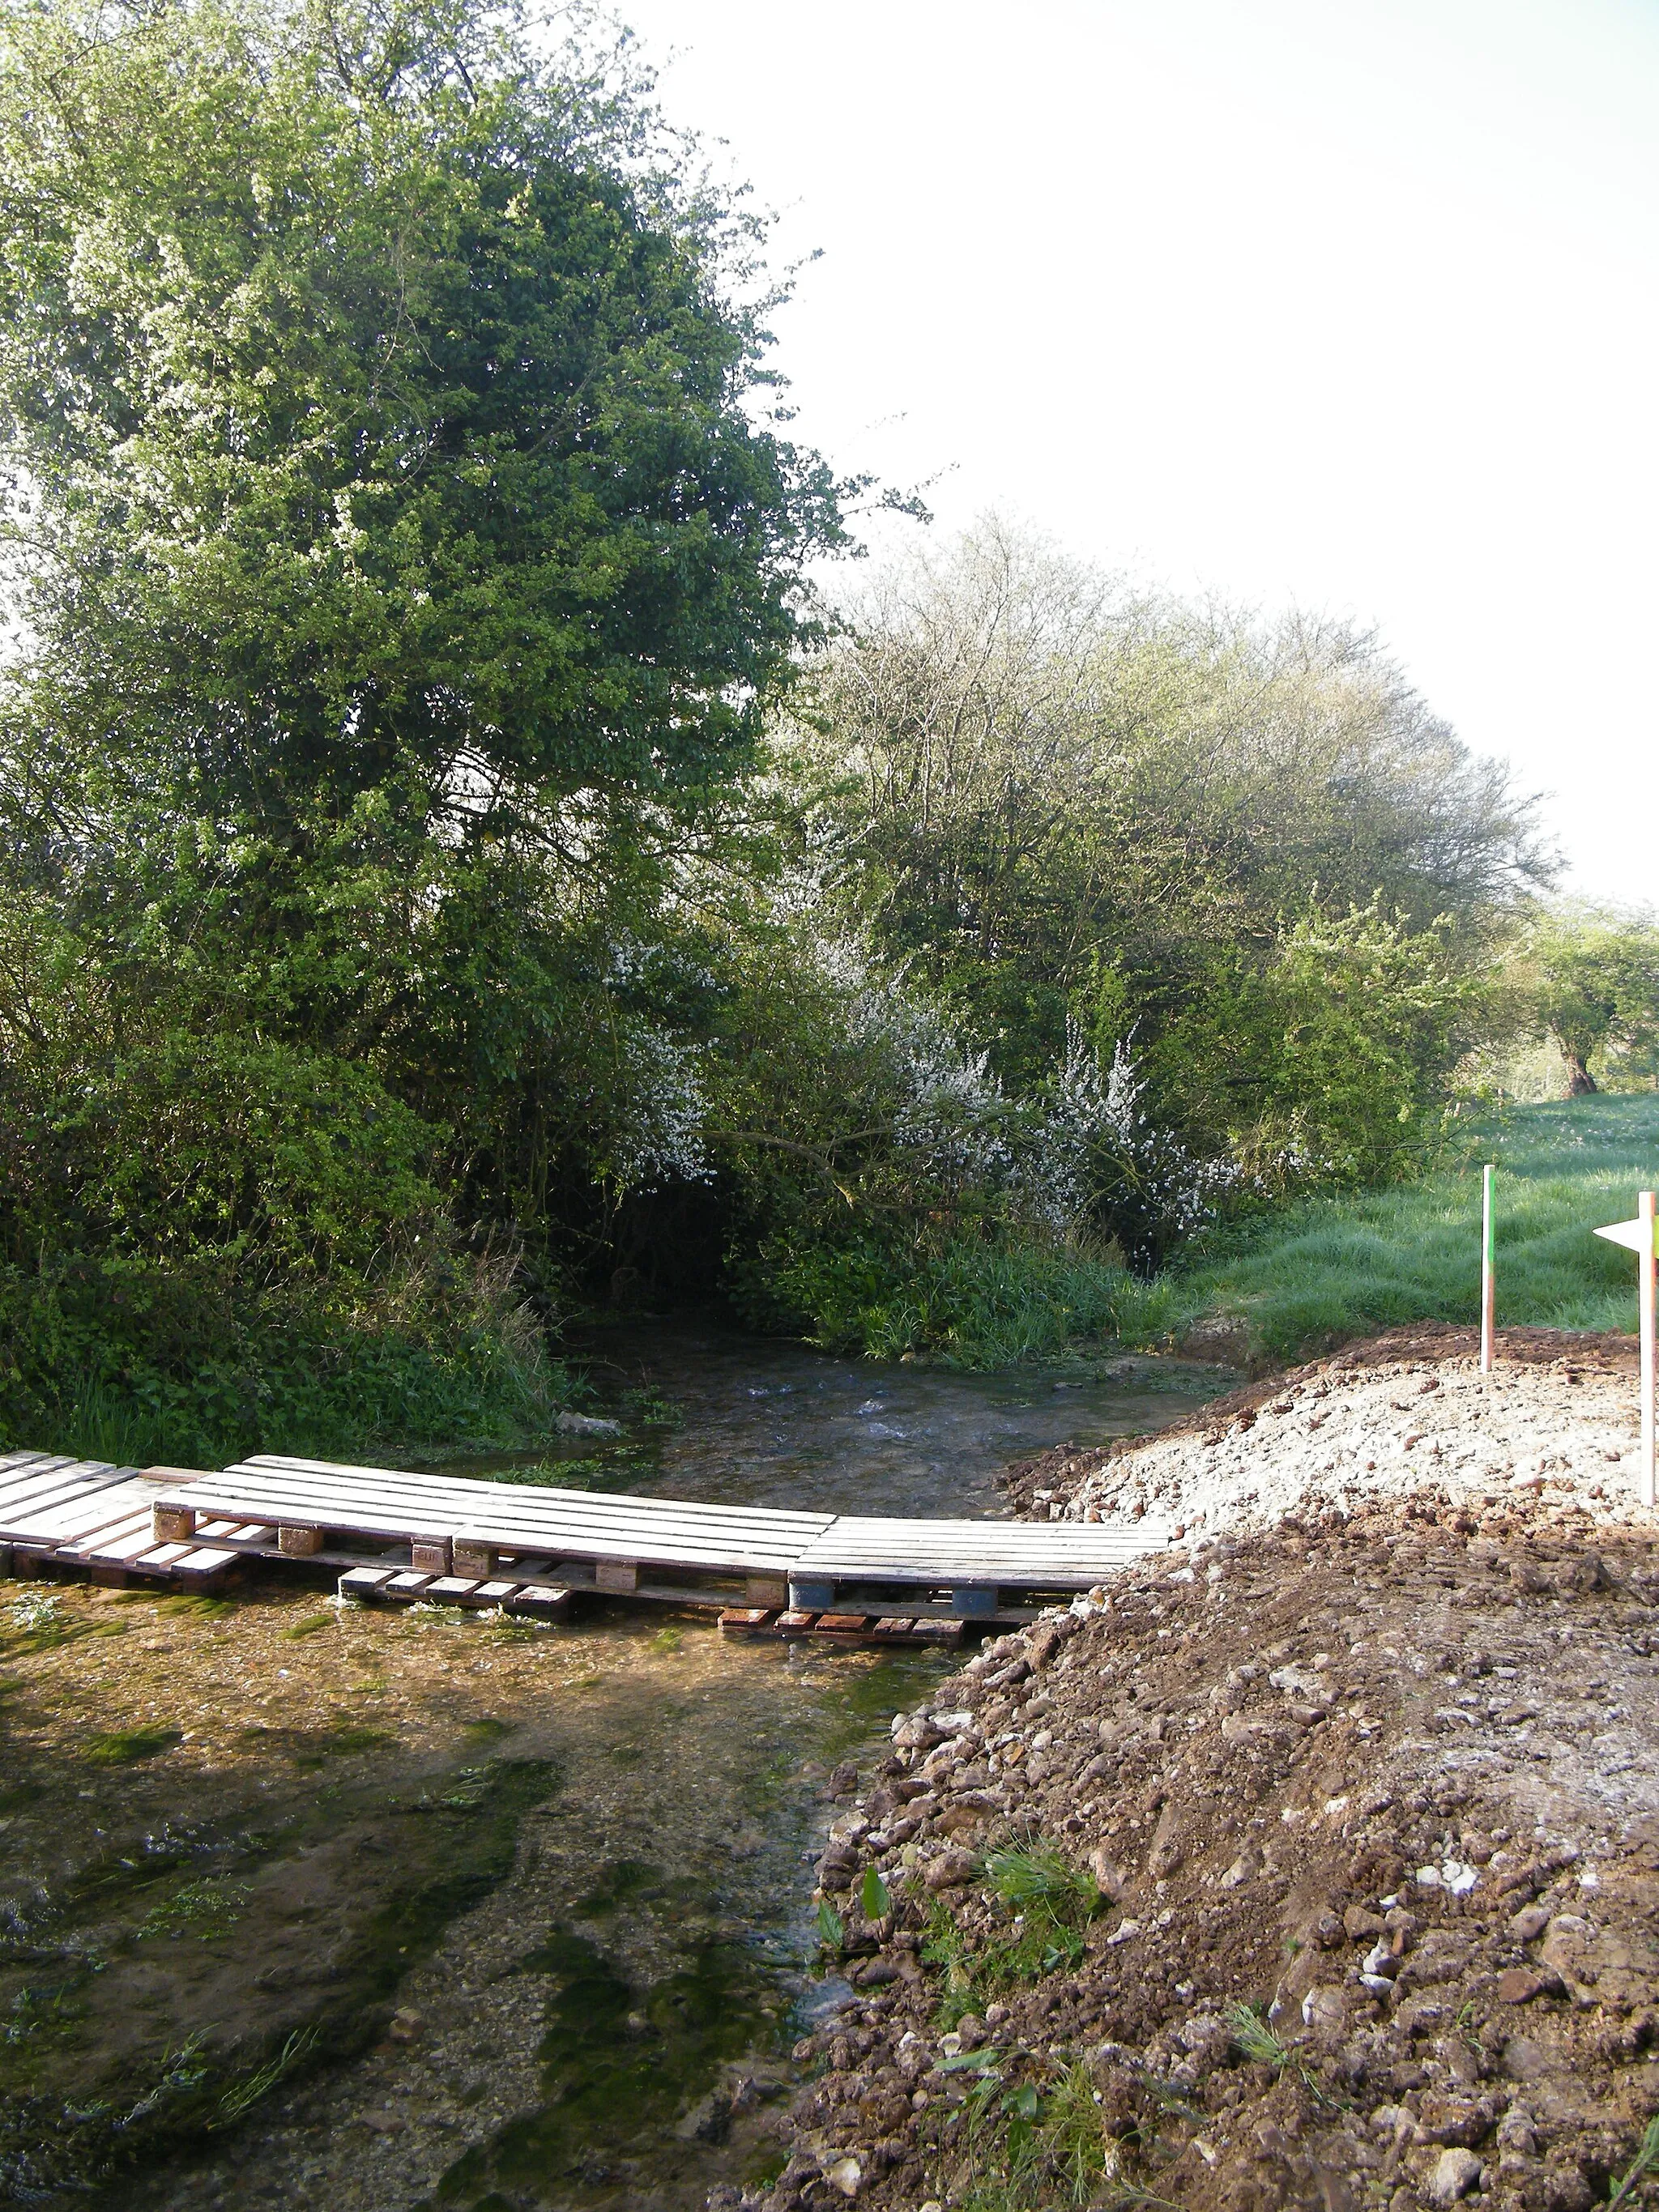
1480, 1163, 1496, 1374
1594, 1191, 1658, 1510
1644, 1189, 1656, 1514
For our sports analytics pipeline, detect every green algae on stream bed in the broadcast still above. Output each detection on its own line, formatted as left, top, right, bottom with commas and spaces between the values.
428, 1913, 777, 2207
0, 1340, 1231, 2209
0, 1746, 563, 2206
0, 1579, 951, 2212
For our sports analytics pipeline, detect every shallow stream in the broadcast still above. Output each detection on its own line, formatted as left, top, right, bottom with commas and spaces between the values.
0, 1329, 1228, 2212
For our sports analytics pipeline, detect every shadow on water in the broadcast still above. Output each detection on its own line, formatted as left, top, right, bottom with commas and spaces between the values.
410, 1639, 949, 2212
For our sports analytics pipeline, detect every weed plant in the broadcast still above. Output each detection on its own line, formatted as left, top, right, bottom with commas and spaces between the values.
767, 1236, 1183, 1370
137, 1881, 251, 1943
919, 1839, 1102, 2022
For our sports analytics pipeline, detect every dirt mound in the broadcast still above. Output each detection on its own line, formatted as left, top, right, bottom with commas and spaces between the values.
1002, 1328, 1646, 1538
756, 1345, 1659, 2212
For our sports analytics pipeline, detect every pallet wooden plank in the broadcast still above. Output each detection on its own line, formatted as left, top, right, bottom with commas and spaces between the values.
0, 1451, 58, 1477
87, 1521, 177, 1564
507, 1586, 571, 1619
173, 1547, 237, 1578
719, 1607, 774, 1631
8, 1483, 156, 1548
339, 1567, 398, 1596
0, 1463, 138, 1533
0, 1455, 95, 1490
156, 1490, 821, 1573
184, 1471, 830, 1541
58, 1511, 156, 1561
234, 1456, 835, 1532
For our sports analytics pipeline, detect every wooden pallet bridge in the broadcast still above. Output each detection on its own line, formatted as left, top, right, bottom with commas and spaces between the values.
0, 1448, 1173, 1639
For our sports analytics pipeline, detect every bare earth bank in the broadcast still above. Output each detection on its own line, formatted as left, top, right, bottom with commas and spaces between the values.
770, 1329, 1659, 2212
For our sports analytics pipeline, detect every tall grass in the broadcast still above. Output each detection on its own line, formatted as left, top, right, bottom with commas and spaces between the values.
1171, 1094, 1659, 1361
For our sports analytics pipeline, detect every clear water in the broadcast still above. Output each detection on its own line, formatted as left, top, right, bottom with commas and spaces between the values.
449, 1321, 1230, 1521
140, 1331, 1231, 2212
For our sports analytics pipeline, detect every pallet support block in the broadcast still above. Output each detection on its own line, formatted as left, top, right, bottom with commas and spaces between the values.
153, 1504, 197, 1542
510, 1585, 571, 1621
410, 1538, 453, 1575
949, 1583, 1000, 1617
278, 1524, 324, 1557
745, 1575, 788, 1608
339, 1567, 397, 1600
788, 1579, 837, 1611
453, 1536, 497, 1578
595, 1559, 638, 1595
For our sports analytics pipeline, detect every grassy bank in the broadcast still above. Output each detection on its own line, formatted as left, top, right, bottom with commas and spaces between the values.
1171, 1094, 1659, 1361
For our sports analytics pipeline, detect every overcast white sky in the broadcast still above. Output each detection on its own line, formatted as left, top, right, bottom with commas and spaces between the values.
614, 0, 1659, 904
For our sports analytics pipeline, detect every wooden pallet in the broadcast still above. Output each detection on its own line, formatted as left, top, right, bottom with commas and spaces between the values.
337, 1565, 573, 1618
148, 1455, 1171, 1620
0, 1440, 1173, 1626
0, 1455, 243, 1585
718, 1607, 964, 1647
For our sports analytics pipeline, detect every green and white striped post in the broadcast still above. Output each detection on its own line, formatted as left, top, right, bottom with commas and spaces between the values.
1480, 1163, 1495, 1374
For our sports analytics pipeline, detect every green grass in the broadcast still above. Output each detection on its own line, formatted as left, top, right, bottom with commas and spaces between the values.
760, 1235, 1185, 1369
1173, 1094, 1659, 1361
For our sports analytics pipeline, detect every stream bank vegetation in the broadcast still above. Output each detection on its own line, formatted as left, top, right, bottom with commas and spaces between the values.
0, 0, 1649, 1465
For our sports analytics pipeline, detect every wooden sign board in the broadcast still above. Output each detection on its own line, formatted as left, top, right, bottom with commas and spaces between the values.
1595, 1217, 1653, 1255
1595, 1194, 1656, 1511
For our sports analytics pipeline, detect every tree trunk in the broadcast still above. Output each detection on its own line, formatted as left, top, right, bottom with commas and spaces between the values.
1563, 1052, 1598, 1096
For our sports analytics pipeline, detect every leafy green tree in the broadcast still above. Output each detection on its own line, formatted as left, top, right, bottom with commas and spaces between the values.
0, 0, 842, 823
0, 0, 847, 1447
1519, 909, 1659, 1094
795, 522, 1545, 1155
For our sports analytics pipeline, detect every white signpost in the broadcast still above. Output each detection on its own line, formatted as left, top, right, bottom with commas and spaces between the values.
1595, 1190, 1657, 1510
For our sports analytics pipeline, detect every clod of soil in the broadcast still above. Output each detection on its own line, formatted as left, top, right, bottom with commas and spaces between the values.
761, 1330, 1659, 2212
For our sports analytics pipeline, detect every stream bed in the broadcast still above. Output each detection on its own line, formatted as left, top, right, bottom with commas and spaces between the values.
0, 1329, 1229, 2212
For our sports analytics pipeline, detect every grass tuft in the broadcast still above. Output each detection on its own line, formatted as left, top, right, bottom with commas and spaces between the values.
83, 1726, 183, 1767
1608, 2114, 1659, 2211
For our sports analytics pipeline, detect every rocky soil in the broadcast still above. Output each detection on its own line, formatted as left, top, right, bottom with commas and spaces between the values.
764, 1328, 1659, 2212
